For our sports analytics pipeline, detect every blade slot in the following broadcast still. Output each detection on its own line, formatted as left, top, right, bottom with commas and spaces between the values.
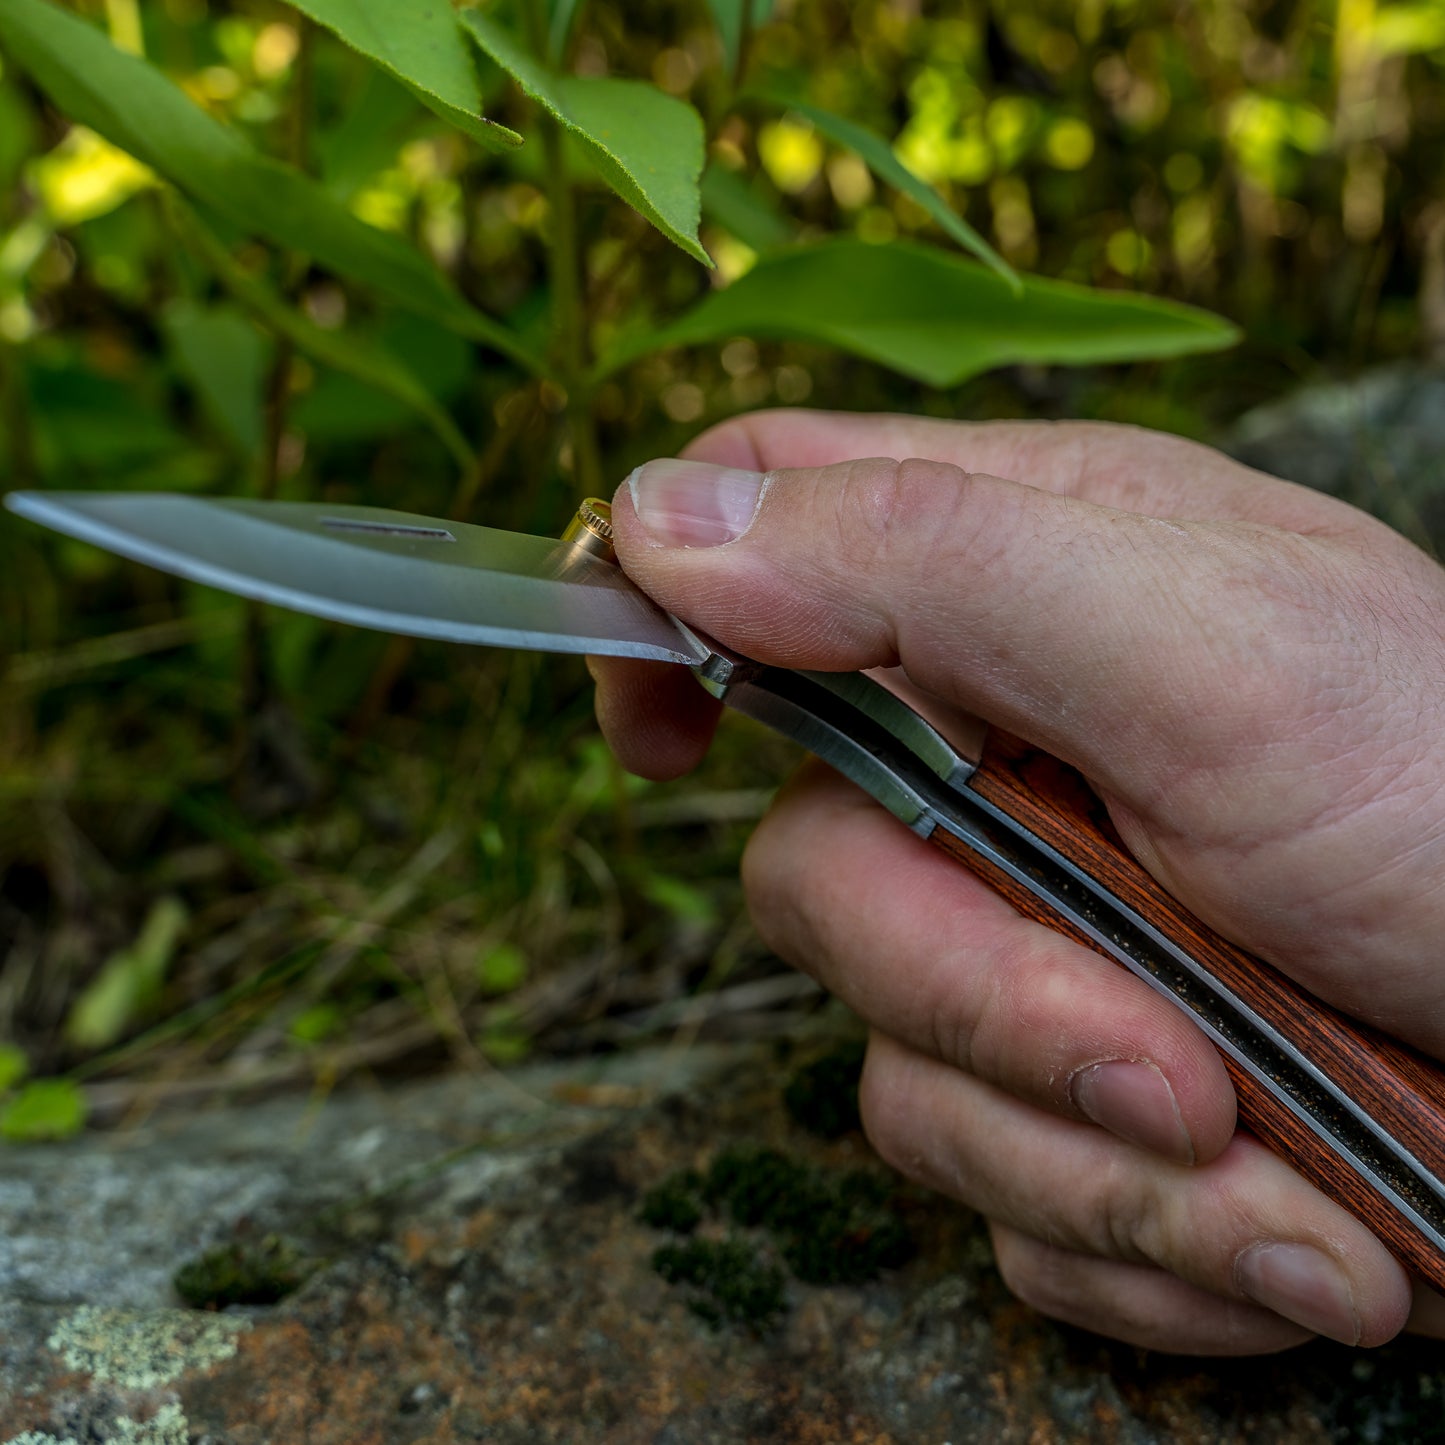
319, 518, 456, 542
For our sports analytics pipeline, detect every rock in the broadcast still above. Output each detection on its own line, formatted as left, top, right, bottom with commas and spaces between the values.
1, 1039, 1443, 1443
1225, 362, 1445, 552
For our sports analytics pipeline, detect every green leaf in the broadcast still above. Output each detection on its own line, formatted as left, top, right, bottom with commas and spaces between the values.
315, 67, 425, 204
0, 1044, 29, 1093
162, 299, 271, 456
709, 0, 777, 76
751, 92, 1019, 290
65, 896, 188, 1052
477, 941, 528, 995
548, 0, 587, 63
0, 0, 533, 365
283, 0, 521, 151
0, 1078, 87, 1141
289, 1003, 343, 1044
1372, 3, 1445, 54
462, 11, 710, 266
169, 199, 477, 471
641, 874, 717, 927
700, 161, 795, 251
597, 239, 1240, 387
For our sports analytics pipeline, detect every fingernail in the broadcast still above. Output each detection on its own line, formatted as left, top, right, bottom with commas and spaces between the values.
1070, 1060, 1194, 1163
1236, 1242, 1361, 1345
627, 459, 767, 547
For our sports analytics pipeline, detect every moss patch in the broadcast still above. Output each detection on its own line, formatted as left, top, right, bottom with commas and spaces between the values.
173, 1233, 319, 1309
652, 1236, 787, 1330
783, 1040, 866, 1140
642, 1143, 913, 1329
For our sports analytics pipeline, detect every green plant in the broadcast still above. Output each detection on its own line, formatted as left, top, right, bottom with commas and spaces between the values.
0, 0, 1235, 516
11, 1, 1436, 1120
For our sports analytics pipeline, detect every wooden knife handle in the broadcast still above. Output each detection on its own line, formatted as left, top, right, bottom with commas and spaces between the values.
931, 729, 1445, 1294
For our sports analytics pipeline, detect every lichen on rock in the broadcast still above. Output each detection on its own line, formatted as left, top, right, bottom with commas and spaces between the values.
44, 1305, 249, 1389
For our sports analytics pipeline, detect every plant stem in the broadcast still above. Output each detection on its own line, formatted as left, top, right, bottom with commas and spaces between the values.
733, 0, 757, 95
523, 0, 605, 499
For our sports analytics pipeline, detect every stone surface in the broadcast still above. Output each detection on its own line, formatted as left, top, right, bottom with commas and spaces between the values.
1225, 362, 1445, 551
2, 1038, 1444, 1444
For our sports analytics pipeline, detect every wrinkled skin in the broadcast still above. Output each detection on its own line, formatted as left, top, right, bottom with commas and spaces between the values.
589, 410, 1445, 1355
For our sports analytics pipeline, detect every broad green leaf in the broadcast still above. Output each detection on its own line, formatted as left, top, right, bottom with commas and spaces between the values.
283, 0, 521, 152
65, 896, 188, 1051
162, 299, 271, 456
700, 161, 795, 251
462, 11, 710, 266
293, 313, 471, 445
316, 67, 427, 204
596, 239, 1240, 387
170, 200, 477, 470
0, 0, 536, 367
709, 0, 777, 75
751, 92, 1019, 290
0, 1078, 87, 1141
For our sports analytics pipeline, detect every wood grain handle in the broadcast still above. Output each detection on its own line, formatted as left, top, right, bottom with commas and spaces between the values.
932, 729, 1445, 1294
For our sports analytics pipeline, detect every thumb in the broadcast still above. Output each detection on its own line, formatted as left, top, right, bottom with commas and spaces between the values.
613, 454, 1339, 795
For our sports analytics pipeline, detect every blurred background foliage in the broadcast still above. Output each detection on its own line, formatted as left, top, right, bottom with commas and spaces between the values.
0, 0, 1441, 1136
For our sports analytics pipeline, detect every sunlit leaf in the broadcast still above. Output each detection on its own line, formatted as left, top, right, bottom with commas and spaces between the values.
1372, 3, 1445, 54
0, 0, 534, 365
597, 239, 1240, 387
750, 91, 1019, 290
0, 1078, 87, 1142
709, 0, 777, 75
169, 199, 478, 470
29, 125, 155, 226
65, 896, 188, 1051
283, 0, 521, 151
462, 11, 710, 265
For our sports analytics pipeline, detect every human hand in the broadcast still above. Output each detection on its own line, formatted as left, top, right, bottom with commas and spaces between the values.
590, 409, 1445, 1354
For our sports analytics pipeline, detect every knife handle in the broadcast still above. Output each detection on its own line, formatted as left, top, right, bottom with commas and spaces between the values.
932, 729, 1445, 1295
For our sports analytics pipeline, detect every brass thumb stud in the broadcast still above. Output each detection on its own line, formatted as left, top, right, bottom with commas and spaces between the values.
561, 498, 617, 563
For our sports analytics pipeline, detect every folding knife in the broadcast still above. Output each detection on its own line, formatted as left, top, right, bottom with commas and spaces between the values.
8, 487, 1445, 1294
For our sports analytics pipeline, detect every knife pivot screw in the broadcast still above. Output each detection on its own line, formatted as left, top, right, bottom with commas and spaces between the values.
562, 498, 617, 563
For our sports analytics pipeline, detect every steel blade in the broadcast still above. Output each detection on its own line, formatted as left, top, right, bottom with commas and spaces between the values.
4, 492, 709, 665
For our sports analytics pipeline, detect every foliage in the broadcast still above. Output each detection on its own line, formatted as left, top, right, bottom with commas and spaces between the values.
0, 0, 1440, 1118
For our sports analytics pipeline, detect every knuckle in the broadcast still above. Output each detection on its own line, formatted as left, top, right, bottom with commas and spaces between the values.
833, 455, 977, 589
1075, 1153, 1168, 1266
991, 1230, 1081, 1318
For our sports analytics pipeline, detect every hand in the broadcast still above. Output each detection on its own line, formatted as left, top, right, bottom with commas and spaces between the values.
590, 409, 1445, 1354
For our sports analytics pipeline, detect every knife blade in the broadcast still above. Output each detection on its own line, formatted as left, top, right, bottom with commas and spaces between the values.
9, 487, 1445, 1297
